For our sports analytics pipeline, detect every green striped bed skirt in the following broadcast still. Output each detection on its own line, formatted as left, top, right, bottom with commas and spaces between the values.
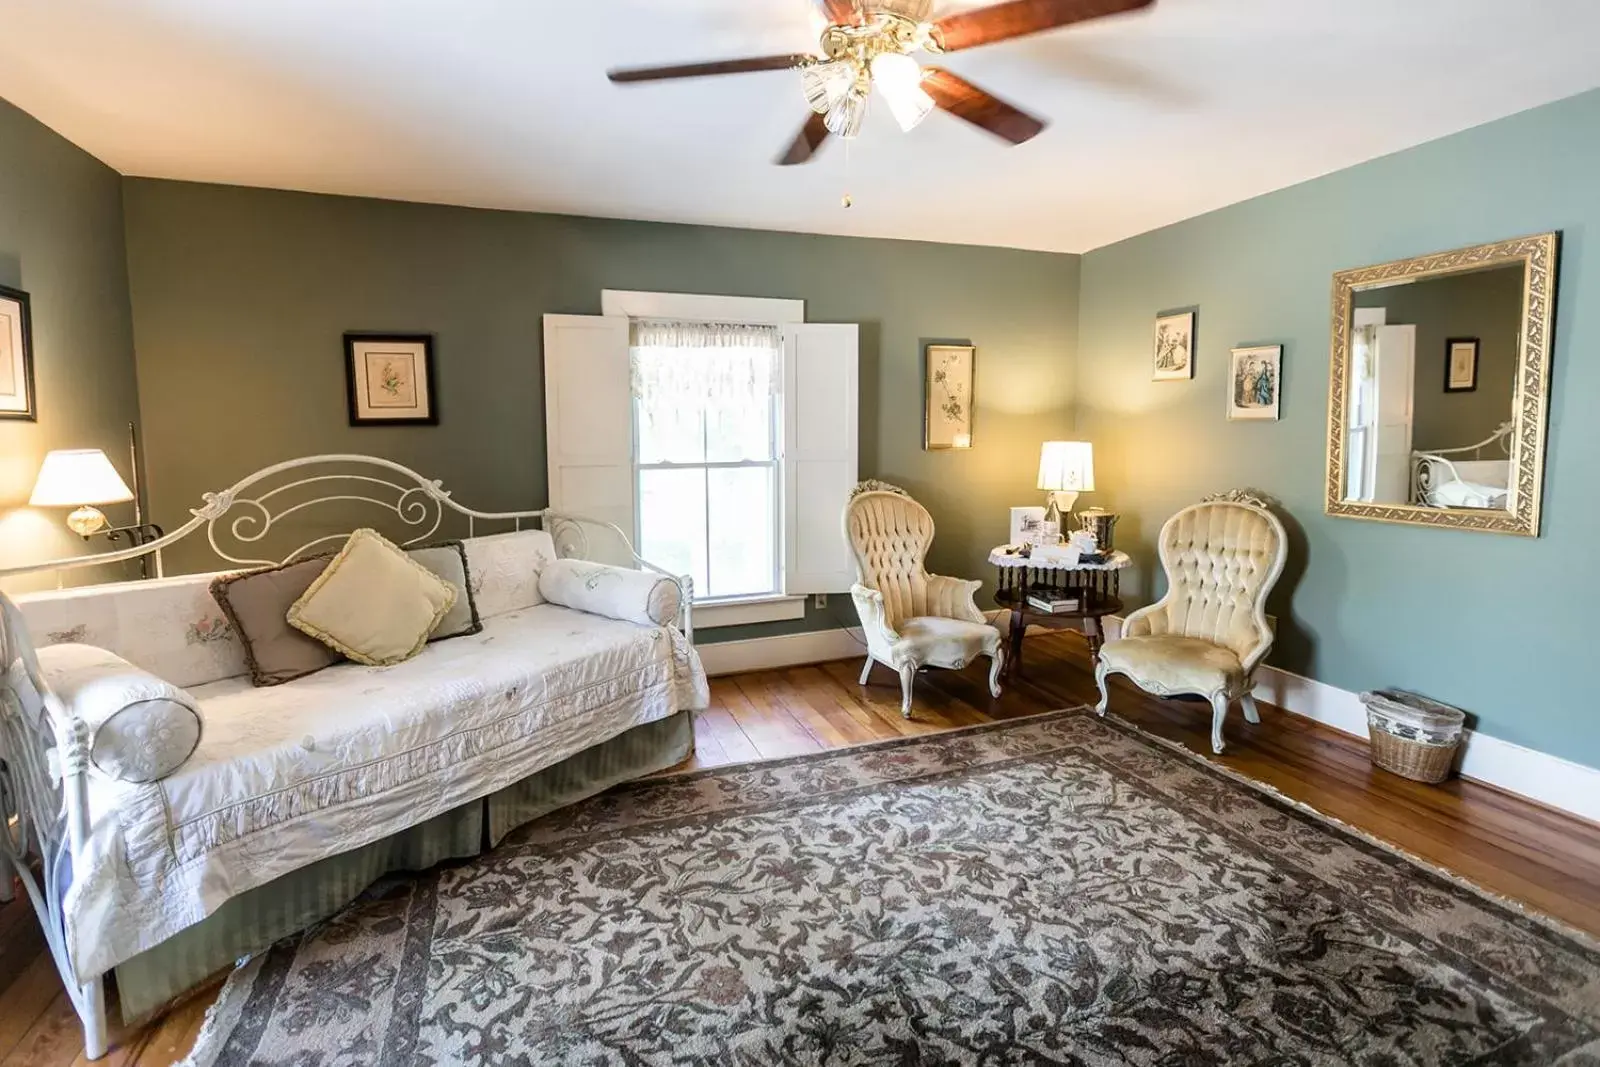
113, 711, 693, 1023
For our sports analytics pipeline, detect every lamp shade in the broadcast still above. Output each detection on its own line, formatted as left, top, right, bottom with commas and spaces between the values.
29, 449, 134, 507
1037, 441, 1095, 493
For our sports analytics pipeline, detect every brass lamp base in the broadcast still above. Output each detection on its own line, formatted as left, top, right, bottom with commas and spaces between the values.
66, 505, 109, 537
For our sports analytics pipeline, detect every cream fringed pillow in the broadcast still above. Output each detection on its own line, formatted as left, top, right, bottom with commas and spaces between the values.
287, 529, 457, 666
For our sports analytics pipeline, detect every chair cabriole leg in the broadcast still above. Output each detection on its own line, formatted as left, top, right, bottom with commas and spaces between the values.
859, 657, 874, 685
1209, 692, 1229, 754
898, 665, 916, 719
1240, 691, 1261, 724
987, 650, 1004, 699
1094, 661, 1111, 716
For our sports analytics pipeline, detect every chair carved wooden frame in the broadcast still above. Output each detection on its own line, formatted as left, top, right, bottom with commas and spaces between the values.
843, 481, 1004, 717
1094, 491, 1287, 754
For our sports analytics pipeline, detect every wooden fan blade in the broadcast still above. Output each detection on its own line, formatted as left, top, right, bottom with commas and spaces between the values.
609, 54, 813, 83
818, 0, 865, 26
933, 0, 1154, 52
922, 68, 1046, 145
777, 112, 831, 165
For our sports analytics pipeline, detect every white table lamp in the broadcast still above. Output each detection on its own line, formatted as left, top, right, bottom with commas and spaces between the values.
1037, 441, 1094, 526
30, 449, 135, 537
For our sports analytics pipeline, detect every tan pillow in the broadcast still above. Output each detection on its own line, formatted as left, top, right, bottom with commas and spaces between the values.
287, 529, 457, 666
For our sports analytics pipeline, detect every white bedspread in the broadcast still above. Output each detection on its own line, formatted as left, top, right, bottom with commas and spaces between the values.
64, 604, 707, 984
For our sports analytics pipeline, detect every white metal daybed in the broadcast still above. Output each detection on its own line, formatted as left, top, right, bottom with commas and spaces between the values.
0, 454, 704, 1060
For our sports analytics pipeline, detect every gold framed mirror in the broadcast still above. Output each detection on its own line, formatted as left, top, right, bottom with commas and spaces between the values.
1325, 232, 1557, 537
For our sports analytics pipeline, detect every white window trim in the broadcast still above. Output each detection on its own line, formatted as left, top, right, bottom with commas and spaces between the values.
694, 594, 808, 630
602, 290, 804, 326
614, 290, 805, 624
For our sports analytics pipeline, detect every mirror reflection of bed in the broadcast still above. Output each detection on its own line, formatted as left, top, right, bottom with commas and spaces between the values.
1342, 263, 1522, 512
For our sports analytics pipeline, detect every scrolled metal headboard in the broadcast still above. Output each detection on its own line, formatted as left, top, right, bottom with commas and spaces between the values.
0, 454, 690, 622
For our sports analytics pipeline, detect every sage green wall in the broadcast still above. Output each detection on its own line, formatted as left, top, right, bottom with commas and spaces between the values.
0, 99, 141, 594
1076, 88, 1600, 768
1353, 267, 1523, 452
121, 179, 1079, 640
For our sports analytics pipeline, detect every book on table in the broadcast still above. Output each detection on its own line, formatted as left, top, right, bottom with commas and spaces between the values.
1027, 594, 1081, 613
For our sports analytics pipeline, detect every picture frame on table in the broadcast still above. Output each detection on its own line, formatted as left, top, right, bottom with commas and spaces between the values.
0, 284, 37, 421
1009, 506, 1047, 547
345, 333, 438, 426
924, 343, 975, 450
1445, 337, 1479, 393
1227, 344, 1282, 421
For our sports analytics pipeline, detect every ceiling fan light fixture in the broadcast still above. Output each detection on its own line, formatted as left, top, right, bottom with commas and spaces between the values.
870, 51, 934, 132
801, 60, 855, 115
824, 87, 868, 138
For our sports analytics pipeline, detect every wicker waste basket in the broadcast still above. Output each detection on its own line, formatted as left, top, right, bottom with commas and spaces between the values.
1361, 689, 1466, 784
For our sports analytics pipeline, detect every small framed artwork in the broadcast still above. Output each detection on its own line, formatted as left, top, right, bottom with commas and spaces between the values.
0, 284, 36, 421
1009, 506, 1046, 547
1445, 337, 1479, 393
1153, 310, 1195, 381
345, 333, 437, 425
1228, 344, 1282, 421
924, 343, 975, 450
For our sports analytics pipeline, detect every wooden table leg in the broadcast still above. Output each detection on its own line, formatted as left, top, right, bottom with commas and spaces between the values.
1084, 615, 1105, 663
1008, 608, 1027, 680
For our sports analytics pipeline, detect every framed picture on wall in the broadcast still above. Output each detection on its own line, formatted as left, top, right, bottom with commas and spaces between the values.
1445, 337, 1479, 393
1153, 310, 1195, 381
345, 333, 437, 425
1227, 344, 1282, 421
924, 343, 975, 450
0, 284, 36, 421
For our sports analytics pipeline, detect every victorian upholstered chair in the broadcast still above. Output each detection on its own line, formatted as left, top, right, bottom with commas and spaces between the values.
1095, 492, 1287, 754
843, 481, 1004, 717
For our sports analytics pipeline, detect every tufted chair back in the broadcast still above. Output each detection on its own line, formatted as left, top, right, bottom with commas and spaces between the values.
1139, 499, 1287, 666
844, 489, 936, 631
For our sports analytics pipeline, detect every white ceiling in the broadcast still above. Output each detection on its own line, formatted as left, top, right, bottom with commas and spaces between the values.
2, 0, 1598, 253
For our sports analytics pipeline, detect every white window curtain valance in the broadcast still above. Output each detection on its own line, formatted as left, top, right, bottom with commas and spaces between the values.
629, 320, 781, 408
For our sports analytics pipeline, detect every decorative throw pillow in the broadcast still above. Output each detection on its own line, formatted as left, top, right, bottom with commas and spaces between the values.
211, 556, 339, 686
407, 542, 483, 641
288, 529, 457, 666
36, 643, 203, 784
537, 558, 682, 627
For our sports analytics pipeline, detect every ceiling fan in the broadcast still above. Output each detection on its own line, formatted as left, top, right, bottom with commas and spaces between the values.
608, 0, 1156, 165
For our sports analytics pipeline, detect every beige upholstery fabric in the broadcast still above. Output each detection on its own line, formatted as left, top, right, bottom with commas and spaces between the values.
844, 485, 1002, 716
288, 529, 457, 667
1095, 496, 1287, 754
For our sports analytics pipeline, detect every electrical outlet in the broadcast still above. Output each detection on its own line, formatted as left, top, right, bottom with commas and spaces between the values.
814, 593, 828, 609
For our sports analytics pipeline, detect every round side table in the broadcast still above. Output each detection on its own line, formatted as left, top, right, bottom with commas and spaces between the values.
989, 547, 1132, 679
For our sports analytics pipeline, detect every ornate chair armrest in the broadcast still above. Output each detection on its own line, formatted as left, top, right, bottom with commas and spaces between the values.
850, 585, 898, 641
1120, 602, 1164, 639
926, 574, 986, 624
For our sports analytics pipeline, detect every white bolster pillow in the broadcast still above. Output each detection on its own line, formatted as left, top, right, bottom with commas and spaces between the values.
537, 559, 682, 627
36, 643, 203, 784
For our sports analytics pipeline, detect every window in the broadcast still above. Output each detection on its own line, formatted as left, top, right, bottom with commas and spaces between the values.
631, 320, 782, 602
543, 293, 860, 629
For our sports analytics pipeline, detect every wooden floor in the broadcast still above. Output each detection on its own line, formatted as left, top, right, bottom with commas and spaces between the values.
5, 631, 1599, 1064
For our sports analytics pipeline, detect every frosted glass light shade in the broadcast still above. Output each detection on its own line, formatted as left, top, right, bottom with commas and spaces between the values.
30, 449, 134, 507
825, 88, 868, 138
871, 52, 934, 132
1037, 441, 1095, 493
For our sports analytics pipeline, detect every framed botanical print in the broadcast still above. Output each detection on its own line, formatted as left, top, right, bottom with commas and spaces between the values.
1153, 310, 1195, 381
345, 333, 437, 425
1445, 337, 1479, 393
1227, 344, 1282, 421
924, 343, 974, 450
0, 284, 36, 421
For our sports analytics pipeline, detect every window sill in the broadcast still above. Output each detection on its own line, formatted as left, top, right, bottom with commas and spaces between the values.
692, 595, 807, 629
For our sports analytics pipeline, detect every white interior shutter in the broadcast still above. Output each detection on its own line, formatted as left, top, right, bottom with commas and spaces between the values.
543, 315, 635, 564
782, 322, 859, 595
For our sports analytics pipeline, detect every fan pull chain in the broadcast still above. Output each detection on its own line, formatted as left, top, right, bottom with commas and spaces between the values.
841, 138, 853, 209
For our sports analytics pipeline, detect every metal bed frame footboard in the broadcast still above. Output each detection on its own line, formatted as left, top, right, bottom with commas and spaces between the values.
0, 454, 692, 1060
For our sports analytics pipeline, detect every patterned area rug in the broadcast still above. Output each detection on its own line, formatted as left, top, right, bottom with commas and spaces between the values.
186, 709, 1600, 1065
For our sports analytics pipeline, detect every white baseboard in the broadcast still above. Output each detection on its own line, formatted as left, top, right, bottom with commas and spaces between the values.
697, 627, 865, 677
1106, 616, 1600, 825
